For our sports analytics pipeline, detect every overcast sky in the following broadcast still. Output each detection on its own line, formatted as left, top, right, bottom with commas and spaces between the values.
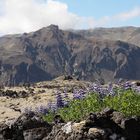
0, 0, 140, 35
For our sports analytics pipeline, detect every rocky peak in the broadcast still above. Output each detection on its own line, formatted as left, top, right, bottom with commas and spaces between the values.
33, 24, 63, 42
37, 24, 60, 34
46, 24, 59, 31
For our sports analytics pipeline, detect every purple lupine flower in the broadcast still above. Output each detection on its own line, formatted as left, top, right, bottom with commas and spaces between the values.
88, 83, 99, 93
63, 100, 69, 107
135, 86, 140, 93
47, 101, 57, 113
97, 87, 107, 98
50, 103, 58, 113
91, 83, 103, 95
47, 101, 52, 110
88, 83, 113, 97
78, 89, 86, 95
56, 91, 64, 108
73, 89, 79, 99
91, 83, 101, 93
63, 88, 70, 107
131, 83, 140, 93
107, 82, 115, 95
123, 81, 132, 90
73, 88, 85, 100
37, 105, 49, 115
108, 82, 113, 91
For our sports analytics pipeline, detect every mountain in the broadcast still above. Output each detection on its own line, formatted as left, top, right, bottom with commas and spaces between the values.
76, 26, 140, 47
0, 25, 140, 85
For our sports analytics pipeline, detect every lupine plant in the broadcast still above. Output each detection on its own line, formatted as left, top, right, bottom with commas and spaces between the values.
35, 105, 49, 115
56, 91, 65, 108
24, 80, 140, 122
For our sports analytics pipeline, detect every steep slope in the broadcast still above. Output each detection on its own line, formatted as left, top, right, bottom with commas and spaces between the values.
65, 38, 140, 82
0, 25, 140, 85
0, 25, 70, 85
76, 26, 140, 47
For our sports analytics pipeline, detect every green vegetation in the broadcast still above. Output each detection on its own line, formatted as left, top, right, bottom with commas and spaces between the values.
44, 89, 140, 122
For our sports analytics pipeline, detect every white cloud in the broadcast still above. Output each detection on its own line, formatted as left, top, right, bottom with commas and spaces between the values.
0, 0, 88, 35
92, 7, 140, 27
0, 0, 140, 35
115, 7, 140, 21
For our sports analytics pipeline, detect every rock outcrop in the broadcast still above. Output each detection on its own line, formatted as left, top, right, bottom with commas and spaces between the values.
0, 112, 52, 140
0, 108, 140, 140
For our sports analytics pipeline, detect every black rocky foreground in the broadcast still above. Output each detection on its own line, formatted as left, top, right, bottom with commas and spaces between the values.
0, 108, 140, 140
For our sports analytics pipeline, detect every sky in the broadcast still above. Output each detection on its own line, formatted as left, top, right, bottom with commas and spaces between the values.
0, 0, 140, 35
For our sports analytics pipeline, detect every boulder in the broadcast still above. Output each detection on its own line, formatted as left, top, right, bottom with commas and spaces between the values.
111, 111, 124, 125
121, 117, 140, 140
43, 123, 65, 140
23, 127, 50, 140
0, 123, 13, 139
0, 108, 139, 140
88, 127, 106, 139
0, 111, 52, 140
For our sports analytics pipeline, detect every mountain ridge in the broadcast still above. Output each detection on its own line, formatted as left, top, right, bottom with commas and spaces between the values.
0, 25, 140, 85
75, 26, 140, 47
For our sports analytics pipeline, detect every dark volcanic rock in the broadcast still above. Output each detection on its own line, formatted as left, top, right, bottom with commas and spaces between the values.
0, 90, 18, 98
0, 123, 13, 139
0, 112, 52, 140
0, 90, 30, 98
0, 108, 140, 140
121, 117, 140, 140
43, 111, 124, 140
23, 127, 50, 140
43, 124, 65, 140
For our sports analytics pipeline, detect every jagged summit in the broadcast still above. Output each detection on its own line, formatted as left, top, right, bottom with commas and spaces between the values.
36, 24, 59, 33
46, 24, 59, 30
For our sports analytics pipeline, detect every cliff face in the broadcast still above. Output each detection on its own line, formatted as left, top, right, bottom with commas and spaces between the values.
0, 25, 140, 85
76, 26, 140, 47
